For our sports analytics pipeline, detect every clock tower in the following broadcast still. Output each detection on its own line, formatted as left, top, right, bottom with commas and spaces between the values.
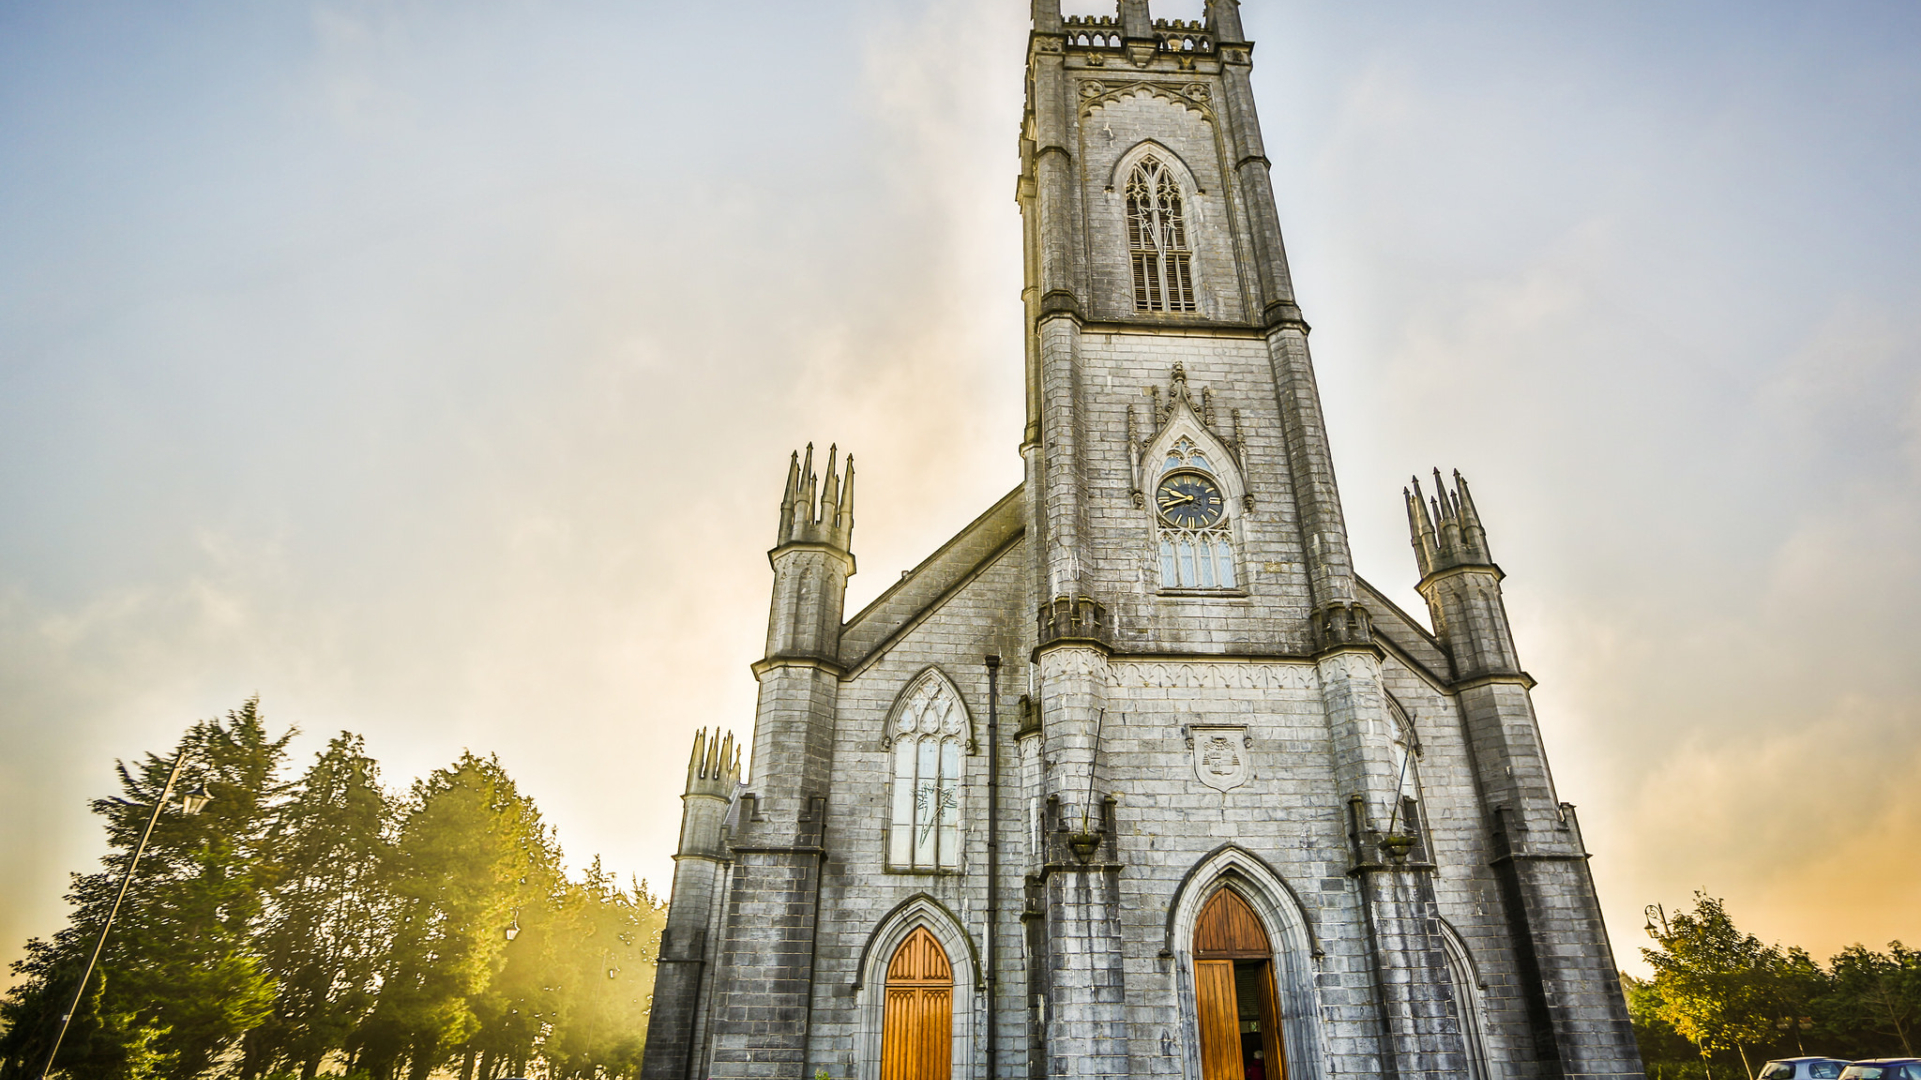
643, 4, 1645, 1080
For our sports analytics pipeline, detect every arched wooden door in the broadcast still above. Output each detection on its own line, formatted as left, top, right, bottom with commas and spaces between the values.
881, 927, 953, 1080
1194, 889, 1285, 1080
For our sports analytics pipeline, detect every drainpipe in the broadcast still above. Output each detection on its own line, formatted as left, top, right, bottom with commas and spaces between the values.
985, 654, 1002, 1080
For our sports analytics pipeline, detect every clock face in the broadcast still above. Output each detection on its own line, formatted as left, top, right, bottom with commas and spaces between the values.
1155, 471, 1225, 528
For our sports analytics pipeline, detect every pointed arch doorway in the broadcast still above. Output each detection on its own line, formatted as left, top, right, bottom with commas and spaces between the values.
881, 927, 953, 1080
1194, 889, 1286, 1080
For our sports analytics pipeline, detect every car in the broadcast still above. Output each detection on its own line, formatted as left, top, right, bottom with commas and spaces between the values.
1838, 1061, 1921, 1080
1761, 1059, 1852, 1080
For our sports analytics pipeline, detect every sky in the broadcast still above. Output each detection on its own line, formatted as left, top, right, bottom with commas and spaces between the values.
3, 0, 1919, 988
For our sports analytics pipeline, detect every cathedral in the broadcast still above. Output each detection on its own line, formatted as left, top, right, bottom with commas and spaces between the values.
641, 3, 1643, 1080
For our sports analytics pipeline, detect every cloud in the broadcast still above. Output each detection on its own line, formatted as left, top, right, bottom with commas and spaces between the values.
4, 0, 1920, 989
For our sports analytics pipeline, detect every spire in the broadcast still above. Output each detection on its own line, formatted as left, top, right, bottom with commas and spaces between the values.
1432, 467, 1464, 559
1032, 0, 1061, 31
1454, 470, 1491, 562
837, 454, 855, 532
778, 451, 800, 542
686, 727, 708, 791
820, 444, 839, 527
683, 728, 740, 800
1204, 0, 1244, 43
800, 443, 817, 526
1119, 0, 1152, 39
1405, 478, 1439, 578
773, 442, 856, 552
1406, 468, 1498, 580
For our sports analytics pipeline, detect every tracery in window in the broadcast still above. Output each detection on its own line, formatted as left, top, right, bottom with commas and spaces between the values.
1126, 155, 1197, 313
1156, 437, 1238, 589
1386, 697, 1428, 855
887, 674, 966, 871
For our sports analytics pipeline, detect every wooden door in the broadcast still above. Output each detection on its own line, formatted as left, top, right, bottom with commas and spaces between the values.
1195, 959, 1244, 1080
881, 927, 952, 1080
1193, 889, 1284, 1080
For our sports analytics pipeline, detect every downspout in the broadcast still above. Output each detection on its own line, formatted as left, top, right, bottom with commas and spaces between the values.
985, 655, 1002, 1080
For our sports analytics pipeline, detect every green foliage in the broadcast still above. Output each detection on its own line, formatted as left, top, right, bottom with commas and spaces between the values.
242, 733, 395, 1080
1, 699, 288, 1080
1639, 893, 1921, 1073
1823, 942, 1921, 1056
1624, 972, 1699, 1067
1642, 893, 1779, 1071
353, 753, 563, 1080
3, 703, 666, 1080
0, 969, 170, 1080
533, 865, 668, 1080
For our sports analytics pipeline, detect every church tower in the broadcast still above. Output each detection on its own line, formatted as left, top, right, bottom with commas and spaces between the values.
643, 4, 1644, 1080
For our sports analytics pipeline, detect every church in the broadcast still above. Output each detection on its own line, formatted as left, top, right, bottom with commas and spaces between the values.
642, 3, 1644, 1080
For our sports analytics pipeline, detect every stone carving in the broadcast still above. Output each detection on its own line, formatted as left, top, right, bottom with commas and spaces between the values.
1038, 645, 1110, 683
1078, 79, 1215, 120
1107, 661, 1314, 691
1185, 724, 1251, 792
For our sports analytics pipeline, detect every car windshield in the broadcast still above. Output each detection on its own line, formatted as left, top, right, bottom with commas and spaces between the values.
1762, 1065, 1797, 1080
1840, 1067, 1884, 1079
1811, 1066, 1844, 1080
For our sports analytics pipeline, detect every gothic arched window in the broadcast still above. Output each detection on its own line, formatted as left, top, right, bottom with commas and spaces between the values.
1157, 437, 1238, 590
1126, 155, 1197, 313
1386, 697, 1428, 855
887, 674, 967, 871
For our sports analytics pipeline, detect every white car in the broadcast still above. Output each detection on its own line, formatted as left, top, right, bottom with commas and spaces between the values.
1759, 1059, 1851, 1080
1839, 1062, 1921, 1080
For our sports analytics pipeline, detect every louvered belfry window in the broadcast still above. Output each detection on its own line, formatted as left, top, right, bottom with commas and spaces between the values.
1126, 155, 1197, 313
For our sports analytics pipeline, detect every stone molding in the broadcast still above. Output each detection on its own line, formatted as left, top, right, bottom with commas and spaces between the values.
1040, 649, 1330, 692
1108, 658, 1316, 690
850, 895, 979, 1080
1161, 847, 1328, 1080
1078, 78, 1215, 120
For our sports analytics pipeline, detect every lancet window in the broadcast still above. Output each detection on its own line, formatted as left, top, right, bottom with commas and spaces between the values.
887, 675, 967, 871
1156, 437, 1238, 590
1386, 697, 1428, 852
1126, 155, 1198, 313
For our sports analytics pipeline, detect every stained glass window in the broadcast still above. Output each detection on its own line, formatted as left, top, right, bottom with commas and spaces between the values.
888, 675, 965, 870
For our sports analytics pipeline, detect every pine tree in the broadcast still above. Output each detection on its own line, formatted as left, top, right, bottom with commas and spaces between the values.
241, 733, 395, 1080
0, 700, 289, 1080
521, 864, 665, 1080
353, 754, 561, 1080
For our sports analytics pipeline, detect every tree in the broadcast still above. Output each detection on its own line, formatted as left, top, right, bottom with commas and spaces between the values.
1642, 893, 1779, 1077
354, 753, 561, 1080
0, 968, 169, 1080
1823, 943, 1921, 1057
0, 700, 289, 1080
241, 733, 396, 1080
534, 865, 665, 1080
1623, 972, 1708, 1080
1764, 947, 1828, 1057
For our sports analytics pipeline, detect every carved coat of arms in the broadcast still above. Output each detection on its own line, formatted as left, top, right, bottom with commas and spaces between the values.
1185, 724, 1251, 792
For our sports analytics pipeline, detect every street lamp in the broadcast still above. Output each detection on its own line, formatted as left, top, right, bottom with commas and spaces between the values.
1644, 903, 1669, 940
38, 751, 210, 1080
505, 911, 521, 943
181, 784, 213, 817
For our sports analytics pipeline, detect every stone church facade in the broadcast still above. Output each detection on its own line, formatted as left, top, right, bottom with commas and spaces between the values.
642, 3, 1644, 1080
